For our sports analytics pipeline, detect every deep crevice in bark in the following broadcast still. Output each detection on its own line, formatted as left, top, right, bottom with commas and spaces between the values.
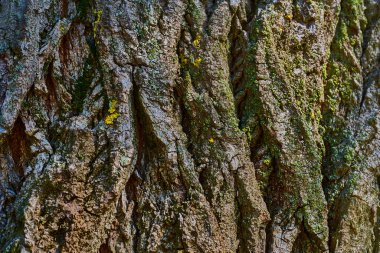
98, 243, 112, 253
291, 222, 320, 253
7, 117, 30, 180
229, 15, 248, 123
45, 61, 58, 112
126, 68, 143, 252
360, 1, 380, 113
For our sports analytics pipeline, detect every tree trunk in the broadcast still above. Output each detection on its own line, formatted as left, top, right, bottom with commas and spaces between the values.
0, 0, 379, 252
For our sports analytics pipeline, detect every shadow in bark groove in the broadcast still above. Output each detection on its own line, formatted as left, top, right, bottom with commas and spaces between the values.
98, 243, 112, 253
45, 62, 58, 112
8, 116, 31, 180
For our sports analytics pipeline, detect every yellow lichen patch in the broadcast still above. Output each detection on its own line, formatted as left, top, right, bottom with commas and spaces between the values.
105, 113, 120, 125
105, 99, 120, 125
194, 57, 202, 68
193, 35, 201, 48
108, 99, 118, 114
209, 138, 214, 143
59, 24, 65, 34
310, 110, 315, 120
285, 13, 293, 20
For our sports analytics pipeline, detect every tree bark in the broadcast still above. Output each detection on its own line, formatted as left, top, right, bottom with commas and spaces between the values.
0, 0, 379, 252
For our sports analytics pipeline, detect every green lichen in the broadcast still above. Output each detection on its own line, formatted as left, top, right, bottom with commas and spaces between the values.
242, 126, 253, 142
93, 10, 103, 38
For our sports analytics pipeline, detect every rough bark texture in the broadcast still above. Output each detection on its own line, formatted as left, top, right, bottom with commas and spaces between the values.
0, 0, 379, 252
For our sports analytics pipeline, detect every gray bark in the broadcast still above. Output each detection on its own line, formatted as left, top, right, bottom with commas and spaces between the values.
0, 0, 379, 252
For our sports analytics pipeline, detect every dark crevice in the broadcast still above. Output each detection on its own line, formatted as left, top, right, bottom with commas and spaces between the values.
173, 84, 194, 159
264, 156, 281, 253
76, 0, 94, 20
7, 117, 31, 180
250, 127, 275, 198
361, 1, 380, 57
265, 219, 276, 253
51, 215, 73, 252
130, 67, 164, 183
127, 67, 144, 253
124, 175, 140, 252
359, 69, 370, 114
98, 243, 112, 253
45, 61, 58, 112
359, 73, 371, 113
60, 4, 106, 118
68, 20, 104, 117
291, 221, 321, 253
131, 82, 145, 181
244, 0, 258, 31
59, 30, 70, 68
61, 0, 68, 18
228, 13, 248, 122
204, 0, 218, 31
71, 56, 94, 115
228, 2, 259, 129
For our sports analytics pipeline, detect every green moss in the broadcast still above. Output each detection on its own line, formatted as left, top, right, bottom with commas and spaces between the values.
322, 0, 366, 183
147, 39, 160, 61
336, 22, 349, 42
71, 57, 95, 114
